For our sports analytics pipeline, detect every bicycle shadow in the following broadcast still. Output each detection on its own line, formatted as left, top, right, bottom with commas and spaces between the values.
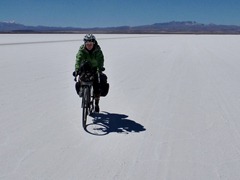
85, 111, 146, 136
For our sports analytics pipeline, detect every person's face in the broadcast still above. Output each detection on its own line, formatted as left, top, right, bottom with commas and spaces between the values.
85, 41, 94, 51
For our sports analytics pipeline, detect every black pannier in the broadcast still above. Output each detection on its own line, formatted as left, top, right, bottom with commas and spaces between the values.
100, 73, 109, 97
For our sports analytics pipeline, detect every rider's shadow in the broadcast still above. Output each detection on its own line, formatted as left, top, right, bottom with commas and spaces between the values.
87, 112, 146, 135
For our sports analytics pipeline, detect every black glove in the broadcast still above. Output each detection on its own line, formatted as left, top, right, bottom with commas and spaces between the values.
96, 67, 105, 74
72, 71, 78, 81
72, 71, 77, 77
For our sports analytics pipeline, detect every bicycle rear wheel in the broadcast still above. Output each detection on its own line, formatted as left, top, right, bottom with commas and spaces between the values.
82, 86, 90, 128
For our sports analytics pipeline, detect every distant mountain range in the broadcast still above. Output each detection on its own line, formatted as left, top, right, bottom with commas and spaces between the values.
1, 21, 240, 34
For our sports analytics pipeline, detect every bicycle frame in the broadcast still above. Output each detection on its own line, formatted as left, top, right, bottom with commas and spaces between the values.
81, 81, 94, 110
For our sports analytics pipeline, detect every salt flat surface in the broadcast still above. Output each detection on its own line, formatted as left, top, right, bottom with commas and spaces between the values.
1, 34, 240, 180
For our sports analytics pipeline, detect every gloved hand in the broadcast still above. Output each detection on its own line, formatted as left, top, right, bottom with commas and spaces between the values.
97, 67, 105, 74
72, 71, 78, 81
73, 71, 79, 76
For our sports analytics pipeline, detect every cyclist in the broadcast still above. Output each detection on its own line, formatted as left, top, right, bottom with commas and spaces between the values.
73, 34, 105, 112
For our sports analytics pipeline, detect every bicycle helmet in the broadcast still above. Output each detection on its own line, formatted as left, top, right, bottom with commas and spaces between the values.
83, 34, 96, 43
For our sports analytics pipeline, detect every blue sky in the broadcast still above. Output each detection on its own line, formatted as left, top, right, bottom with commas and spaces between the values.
1, 0, 240, 27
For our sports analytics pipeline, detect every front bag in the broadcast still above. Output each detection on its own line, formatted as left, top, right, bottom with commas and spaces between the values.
100, 73, 109, 97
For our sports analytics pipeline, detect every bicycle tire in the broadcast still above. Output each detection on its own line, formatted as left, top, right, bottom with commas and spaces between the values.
82, 86, 90, 128
89, 86, 94, 115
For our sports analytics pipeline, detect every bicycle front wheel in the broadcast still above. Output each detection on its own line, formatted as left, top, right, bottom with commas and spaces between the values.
82, 86, 90, 128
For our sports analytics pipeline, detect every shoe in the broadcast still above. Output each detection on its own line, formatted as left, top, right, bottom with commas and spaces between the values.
95, 105, 100, 113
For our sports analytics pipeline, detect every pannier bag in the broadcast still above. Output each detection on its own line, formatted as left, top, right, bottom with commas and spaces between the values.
100, 73, 109, 97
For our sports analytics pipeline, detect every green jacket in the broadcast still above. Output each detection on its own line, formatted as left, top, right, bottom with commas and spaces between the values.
75, 43, 104, 72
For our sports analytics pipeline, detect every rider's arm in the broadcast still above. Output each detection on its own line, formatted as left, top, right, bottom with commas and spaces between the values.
96, 49, 104, 70
75, 45, 85, 72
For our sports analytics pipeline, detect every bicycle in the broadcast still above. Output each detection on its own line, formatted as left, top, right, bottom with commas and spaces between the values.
76, 69, 100, 129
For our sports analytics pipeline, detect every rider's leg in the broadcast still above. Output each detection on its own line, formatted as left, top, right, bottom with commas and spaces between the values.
93, 75, 101, 112
93, 84, 100, 112
94, 96, 100, 112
